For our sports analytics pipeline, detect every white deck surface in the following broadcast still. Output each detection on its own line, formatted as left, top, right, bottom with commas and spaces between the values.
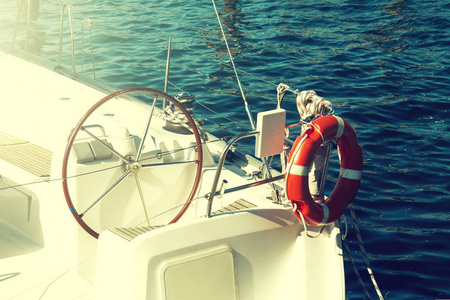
0, 49, 345, 299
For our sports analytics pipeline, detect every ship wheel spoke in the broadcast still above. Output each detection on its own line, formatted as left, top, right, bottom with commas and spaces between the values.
136, 94, 158, 161
140, 160, 198, 169
81, 170, 131, 217
81, 126, 130, 164
134, 174, 151, 227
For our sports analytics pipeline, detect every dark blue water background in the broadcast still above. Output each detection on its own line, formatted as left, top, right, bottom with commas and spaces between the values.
1, 0, 449, 299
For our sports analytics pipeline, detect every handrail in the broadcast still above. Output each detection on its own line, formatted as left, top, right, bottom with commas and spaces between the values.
58, 3, 76, 75
67, 124, 107, 141
214, 174, 284, 198
206, 131, 260, 218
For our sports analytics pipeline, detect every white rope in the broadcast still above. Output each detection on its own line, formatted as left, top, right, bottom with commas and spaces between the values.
296, 90, 332, 121
341, 205, 385, 300
39, 253, 96, 299
349, 204, 385, 300
277, 83, 292, 109
342, 237, 373, 300
309, 122, 325, 143
340, 214, 348, 240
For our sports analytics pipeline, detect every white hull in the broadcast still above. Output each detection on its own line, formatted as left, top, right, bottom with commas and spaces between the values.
0, 49, 344, 299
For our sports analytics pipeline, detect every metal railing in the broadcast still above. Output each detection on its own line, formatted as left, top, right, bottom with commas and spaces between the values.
205, 131, 284, 218
11, 2, 93, 77
58, 3, 76, 75
11, 0, 34, 52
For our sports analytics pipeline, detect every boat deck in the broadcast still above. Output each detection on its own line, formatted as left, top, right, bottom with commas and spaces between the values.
0, 49, 345, 300
0, 49, 107, 156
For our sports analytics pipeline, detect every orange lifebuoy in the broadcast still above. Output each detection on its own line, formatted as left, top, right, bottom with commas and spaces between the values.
285, 115, 363, 226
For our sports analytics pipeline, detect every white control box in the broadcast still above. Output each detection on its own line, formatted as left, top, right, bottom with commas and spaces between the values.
255, 109, 286, 158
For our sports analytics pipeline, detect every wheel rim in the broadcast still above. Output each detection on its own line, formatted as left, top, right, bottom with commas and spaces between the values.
62, 87, 203, 239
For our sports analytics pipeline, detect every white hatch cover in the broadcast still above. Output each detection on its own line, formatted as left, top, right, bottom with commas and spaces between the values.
159, 246, 238, 300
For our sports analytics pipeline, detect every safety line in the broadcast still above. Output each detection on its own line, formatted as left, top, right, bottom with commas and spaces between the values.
0, 138, 222, 192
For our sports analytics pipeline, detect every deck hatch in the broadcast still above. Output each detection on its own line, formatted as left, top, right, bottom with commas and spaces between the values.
160, 246, 237, 300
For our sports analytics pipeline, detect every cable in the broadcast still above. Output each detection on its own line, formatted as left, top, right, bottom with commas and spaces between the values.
0, 138, 222, 192
349, 204, 385, 300
211, 0, 255, 130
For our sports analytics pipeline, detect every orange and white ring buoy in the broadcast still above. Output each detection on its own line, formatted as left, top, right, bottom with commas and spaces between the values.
285, 115, 363, 226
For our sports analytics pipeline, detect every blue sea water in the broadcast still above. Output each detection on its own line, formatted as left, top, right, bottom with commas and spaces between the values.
1, 0, 449, 299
